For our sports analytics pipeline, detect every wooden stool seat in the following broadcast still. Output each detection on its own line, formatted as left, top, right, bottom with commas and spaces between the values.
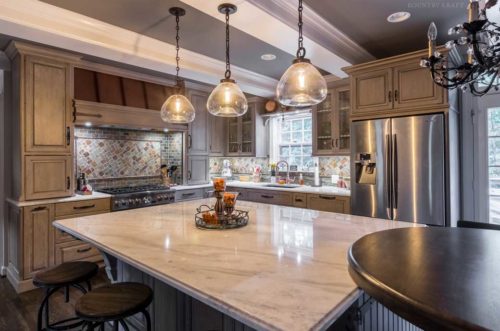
33, 261, 99, 288
75, 282, 153, 322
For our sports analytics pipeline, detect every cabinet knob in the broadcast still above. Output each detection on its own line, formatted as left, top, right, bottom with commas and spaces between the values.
394, 90, 399, 102
388, 91, 392, 102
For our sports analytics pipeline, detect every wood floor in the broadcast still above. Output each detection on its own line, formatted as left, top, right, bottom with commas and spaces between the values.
0, 269, 110, 331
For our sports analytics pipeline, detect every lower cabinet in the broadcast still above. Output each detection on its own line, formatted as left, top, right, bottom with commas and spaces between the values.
23, 204, 55, 279
307, 194, 351, 214
226, 186, 351, 213
175, 188, 205, 202
6, 198, 110, 292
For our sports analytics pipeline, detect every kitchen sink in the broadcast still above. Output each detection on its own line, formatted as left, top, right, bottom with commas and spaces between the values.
264, 183, 301, 188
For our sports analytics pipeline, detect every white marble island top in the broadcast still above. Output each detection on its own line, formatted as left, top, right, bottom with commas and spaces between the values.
54, 199, 418, 331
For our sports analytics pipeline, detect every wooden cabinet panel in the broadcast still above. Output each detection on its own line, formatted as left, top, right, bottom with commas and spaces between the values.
25, 155, 72, 200
188, 90, 209, 155
226, 187, 251, 201
144, 82, 167, 111
208, 113, 225, 156
122, 77, 147, 109
96, 72, 124, 105
248, 190, 293, 206
23, 204, 54, 278
55, 198, 111, 218
54, 241, 101, 265
74, 68, 98, 102
225, 102, 265, 157
351, 68, 392, 114
393, 62, 444, 110
293, 193, 308, 208
25, 55, 72, 154
307, 194, 350, 214
186, 156, 209, 185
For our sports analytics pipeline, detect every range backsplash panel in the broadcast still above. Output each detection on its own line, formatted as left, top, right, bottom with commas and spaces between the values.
75, 127, 183, 188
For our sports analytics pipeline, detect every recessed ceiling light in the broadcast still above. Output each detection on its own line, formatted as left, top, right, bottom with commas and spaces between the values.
387, 12, 411, 23
261, 54, 277, 61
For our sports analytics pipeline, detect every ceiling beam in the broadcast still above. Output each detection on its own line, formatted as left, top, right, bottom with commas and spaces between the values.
0, 0, 278, 97
247, 0, 375, 65
180, 0, 360, 78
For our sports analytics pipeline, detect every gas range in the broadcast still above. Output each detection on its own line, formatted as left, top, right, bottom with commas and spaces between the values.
98, 185, 175, 211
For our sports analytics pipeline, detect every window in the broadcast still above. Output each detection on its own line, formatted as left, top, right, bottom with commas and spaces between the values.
270, 114, 313, 171
488, 107, 500, 224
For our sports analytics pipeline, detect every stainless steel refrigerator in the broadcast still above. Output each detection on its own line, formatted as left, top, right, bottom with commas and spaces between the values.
350, 114, 446, 226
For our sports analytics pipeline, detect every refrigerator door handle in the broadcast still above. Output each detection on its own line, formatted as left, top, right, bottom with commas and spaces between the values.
385, 134, 392, 219
392, 134, 398, 214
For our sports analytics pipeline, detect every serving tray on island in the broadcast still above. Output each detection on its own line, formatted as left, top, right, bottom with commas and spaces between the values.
195, 205, 249, 230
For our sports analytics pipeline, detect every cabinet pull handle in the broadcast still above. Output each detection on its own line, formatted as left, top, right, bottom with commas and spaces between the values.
66, 177, 71, 190
188, 134, 192, 149
182, 192, 195, 197
66, 127, 71, 146
187, 171, 192, 180
394, 90, 399, 102
319, 195, 336, 200
295, 199, 303, 202
261, 195, 274, 199
77, 247, 92, 253
32, 206, 47, 212
73, 204, 96, 210
388, 91, 392, 102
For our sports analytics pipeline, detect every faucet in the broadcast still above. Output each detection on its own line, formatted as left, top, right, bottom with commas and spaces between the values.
276, 160, 290, 183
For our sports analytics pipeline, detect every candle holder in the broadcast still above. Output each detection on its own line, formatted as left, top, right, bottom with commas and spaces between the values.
223, 192, 239, 216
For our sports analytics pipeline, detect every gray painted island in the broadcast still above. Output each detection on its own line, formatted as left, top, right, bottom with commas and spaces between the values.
53, 199, 419, 331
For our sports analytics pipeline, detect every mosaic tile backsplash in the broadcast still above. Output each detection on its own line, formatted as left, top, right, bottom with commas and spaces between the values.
75, 127, 183, 188
209, 155, 350, 186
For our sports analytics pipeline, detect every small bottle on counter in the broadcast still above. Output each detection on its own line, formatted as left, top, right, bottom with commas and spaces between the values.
299, 173, 304, 185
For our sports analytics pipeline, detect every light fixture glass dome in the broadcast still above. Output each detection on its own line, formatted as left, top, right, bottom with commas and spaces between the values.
207, 79, 248, 117
276, 59, 327, 107
161, 94, 195, 123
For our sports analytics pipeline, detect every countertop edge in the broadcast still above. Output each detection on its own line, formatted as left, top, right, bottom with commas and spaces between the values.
53, 221, 281, 331
6, 192, 112, 207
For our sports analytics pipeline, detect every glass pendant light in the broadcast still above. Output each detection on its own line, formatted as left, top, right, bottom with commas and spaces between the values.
161, 7, 195, 124
207, 3, 248, 117
276, 0, 327, 107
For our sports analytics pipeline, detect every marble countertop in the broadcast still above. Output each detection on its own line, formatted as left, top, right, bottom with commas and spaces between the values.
225, 181, 351, 196
54, 199, 417, 331
6, 191, 112, 207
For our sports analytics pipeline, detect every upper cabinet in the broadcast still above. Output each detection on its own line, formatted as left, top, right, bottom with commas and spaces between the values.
6, 42, 81, 201
344, 49, 447, 120
187, 90, 210, 155
208, 113, 225, 156
226, 100, 267, 157
312, 80, 351, 156
25, 55, 72, 154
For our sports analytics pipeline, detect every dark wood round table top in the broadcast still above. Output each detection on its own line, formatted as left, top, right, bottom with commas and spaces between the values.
348, 227, 500, 331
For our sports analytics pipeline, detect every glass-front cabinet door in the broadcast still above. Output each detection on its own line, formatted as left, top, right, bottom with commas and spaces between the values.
313, 92, 334, 155
227, 116, 240, 155
240, 105, 254, 155
312, 84, 351, 156
335, 87, 351, 154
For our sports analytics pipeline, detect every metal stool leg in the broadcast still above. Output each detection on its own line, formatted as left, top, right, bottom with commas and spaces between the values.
143, 309, 152, 331
119, 319, 130, 331
36, 287, 59, 331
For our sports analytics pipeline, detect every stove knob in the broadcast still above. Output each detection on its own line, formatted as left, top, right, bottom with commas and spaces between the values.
143, 197, 152, 204
135, 198, 141, 204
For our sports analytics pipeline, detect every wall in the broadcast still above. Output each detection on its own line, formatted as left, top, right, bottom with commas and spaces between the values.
0, 70, 5, 274
209, 155, 350, 187
75, 127, 183, 189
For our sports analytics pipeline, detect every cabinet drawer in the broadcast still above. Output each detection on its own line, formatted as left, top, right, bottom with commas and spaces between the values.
293, 193, 308, 208
175, 189, 204, 202
54, 241, 101, 265
54, 228, 77, 244
249, 190, 293, 206
55, 198, 111, 218
226, 187, 251, 201
307, 194, 350, 214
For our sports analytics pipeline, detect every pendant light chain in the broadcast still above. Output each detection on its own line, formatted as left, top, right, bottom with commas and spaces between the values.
174, 12, 181, 87
225, 8, 231, 79
297, 0, 306, 59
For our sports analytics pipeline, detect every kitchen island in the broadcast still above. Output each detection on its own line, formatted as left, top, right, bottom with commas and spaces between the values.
54, 199, 418, 331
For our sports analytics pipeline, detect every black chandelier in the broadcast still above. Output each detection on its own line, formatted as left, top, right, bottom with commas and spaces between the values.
420, 0, 500, 96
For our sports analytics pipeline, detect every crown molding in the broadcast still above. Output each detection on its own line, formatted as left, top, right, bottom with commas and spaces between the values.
247, 0, 375, 65
0, 0, 277, 97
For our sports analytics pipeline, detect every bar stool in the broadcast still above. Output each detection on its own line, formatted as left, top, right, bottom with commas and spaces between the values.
75, 282, 153, 331
33, 261, 99, 331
